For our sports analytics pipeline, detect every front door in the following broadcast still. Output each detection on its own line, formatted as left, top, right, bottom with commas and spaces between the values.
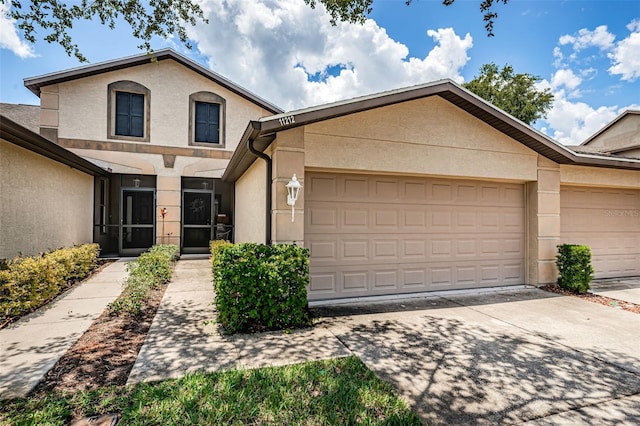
182, 190, 214, 253
120, 189, 155, 256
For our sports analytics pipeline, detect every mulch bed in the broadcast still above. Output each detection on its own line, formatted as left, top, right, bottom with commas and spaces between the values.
540, 284, 640, 314
29, 283, 168, 395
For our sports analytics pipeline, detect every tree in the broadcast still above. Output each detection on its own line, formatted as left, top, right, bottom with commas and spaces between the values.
463, 63, 554, 125
4, 0, 508, 63
3, 0, 207, 62
304, 0, 510, 36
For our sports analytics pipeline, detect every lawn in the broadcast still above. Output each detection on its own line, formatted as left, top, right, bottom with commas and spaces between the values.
1, 356, 420, 425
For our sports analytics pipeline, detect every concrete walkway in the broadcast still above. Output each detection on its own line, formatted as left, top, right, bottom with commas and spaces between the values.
127, 259, 349, 385
0, 260, 129, 399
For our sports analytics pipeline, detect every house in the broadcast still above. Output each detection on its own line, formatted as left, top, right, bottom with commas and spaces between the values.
2, 50, 639, 301
577, 110, 640, 159
20, 49, 281, 256
223, 81, 640, 301
0, 114, 107, 258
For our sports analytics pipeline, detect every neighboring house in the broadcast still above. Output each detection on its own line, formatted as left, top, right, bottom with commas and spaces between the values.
2, 50, 639, 301
576, 110, 640, 159
21, 49, 281, 256
0, 114, 107, 259
224, 81, 640, 301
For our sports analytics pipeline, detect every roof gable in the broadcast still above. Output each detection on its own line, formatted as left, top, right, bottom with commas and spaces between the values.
23, 49, 283, 114
223, 80, 640, 182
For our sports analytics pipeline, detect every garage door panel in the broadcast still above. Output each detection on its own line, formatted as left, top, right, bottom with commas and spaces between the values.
561, 186, 640, 279
307, 173, 526, 300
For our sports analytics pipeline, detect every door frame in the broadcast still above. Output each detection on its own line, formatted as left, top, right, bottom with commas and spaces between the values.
181, 187, 215, 254
119, 187, 156, 256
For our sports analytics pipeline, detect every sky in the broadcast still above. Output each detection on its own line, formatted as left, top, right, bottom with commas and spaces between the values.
1, 0, 639, 145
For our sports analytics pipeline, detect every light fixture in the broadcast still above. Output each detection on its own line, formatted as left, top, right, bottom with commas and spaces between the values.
202, 181, 209, 190
133, 177, 141, 188
286, 174, 302, 222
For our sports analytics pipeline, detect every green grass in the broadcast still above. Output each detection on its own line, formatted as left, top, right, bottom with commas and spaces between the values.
1, 356, 420, 425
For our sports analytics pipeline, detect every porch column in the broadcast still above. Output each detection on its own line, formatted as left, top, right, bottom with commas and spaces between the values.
271, 127, 305, 245
156, 176, 181, 246
527, 156, 561, 285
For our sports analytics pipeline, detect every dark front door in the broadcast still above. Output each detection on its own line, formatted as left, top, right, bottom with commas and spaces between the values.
120, 189, 155, 255
182, 190, 213, 253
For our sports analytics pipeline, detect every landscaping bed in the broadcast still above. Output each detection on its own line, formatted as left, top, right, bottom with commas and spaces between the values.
541, 284, 640, 314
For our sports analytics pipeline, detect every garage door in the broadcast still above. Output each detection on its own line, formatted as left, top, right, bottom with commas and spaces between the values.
305, 173, 526, 300
561, 186, 640, 278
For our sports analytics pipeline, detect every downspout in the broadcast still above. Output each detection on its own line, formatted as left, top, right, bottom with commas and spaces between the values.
247, 137, 272, 245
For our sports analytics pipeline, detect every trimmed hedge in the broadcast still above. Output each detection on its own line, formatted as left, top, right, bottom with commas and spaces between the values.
213, 243, 311, 334
210, 240, 231, 264
0, 244, 100, 322
556, 244, 594, 294
108, 244, 179, 316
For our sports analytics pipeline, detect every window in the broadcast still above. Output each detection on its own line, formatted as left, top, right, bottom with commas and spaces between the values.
194, 102, 220, 143
108, 81, 150, 142
189, 91, 225, 147
116, 92, 144, 137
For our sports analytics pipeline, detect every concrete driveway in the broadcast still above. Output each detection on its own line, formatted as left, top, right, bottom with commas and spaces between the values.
314, 288, 640, 425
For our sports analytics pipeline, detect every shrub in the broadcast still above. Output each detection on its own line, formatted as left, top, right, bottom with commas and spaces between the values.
0, 244, 100, 321
556, 244, 594, 294
108, 244, 179, 316
213, 243, 311, 334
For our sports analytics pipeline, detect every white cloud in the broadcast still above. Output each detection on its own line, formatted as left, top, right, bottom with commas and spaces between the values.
189, 0, 472, 110
608, 20, 640, 81
551, 69, 581, 90
558, 25, 615, 51
0, 3, 36, 58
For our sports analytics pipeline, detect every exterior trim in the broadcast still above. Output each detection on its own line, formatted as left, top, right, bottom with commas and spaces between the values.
24, 49, 283, 114
0, 115, 108, 176
58, 137, 234, 159
107, 80, 151, 142
189, 91, 226, 148
223, 80, 640, 182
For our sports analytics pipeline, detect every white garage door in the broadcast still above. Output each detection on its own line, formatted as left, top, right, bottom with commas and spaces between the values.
561, 186, 640, 278
305, 173, 526, 300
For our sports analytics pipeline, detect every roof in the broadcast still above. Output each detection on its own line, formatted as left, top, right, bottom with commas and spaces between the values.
581, 110, 640, 146
223, 80, 640, 182
0, 103, 40, 134
0, 115, 108, 176
23, 49, 283, 115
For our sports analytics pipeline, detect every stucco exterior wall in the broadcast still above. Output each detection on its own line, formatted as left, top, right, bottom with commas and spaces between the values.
234, 158, 266, 243
584, 114, 640, 150
304, 96, 539, 182
560, 165, 640, 189
0, 140, 93, 258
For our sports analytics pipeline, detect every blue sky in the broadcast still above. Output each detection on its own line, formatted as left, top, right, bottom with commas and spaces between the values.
1, 0, 639, 144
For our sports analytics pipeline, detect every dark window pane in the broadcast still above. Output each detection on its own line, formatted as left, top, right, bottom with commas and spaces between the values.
184, 192, 212, 226
183, 228, 211, 248
194, 101, 220, 143
115, 91, 144, 137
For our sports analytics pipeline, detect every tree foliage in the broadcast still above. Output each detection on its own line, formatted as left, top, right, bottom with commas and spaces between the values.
463, 63, 554, 125
3, 0, 207, 62
304, 0, 509, 36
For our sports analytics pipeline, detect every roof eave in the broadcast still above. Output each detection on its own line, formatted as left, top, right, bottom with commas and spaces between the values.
0, 115, 109, 176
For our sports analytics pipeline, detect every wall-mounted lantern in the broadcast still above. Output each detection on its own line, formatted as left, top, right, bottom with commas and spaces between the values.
133, 177, 141, 188
286, 174, 302, 222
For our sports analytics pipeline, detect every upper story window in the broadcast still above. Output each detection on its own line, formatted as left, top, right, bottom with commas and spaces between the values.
190, 91, 225, 147
108, 81, 150, 142
115, 91, 144, 137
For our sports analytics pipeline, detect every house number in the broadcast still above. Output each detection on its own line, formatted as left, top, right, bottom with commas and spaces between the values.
278, 115, 295, 126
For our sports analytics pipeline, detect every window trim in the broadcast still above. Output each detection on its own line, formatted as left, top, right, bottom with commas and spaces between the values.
108, 81, 150, 142
189, 91, 225, 148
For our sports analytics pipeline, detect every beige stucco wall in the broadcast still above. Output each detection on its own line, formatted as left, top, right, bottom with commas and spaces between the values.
234, 158, 266, 243
0, 140, 94, 258
304, 96, 539, 182
43, 59, 272, 180
584, 114, 640, 150
560, 165, 640, 189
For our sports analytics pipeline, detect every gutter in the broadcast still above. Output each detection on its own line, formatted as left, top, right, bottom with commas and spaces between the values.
246, 126, 273, 245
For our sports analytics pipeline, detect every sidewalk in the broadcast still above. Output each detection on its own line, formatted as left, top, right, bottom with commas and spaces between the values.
127, 259, 350, 385
0, 260, 129, 399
